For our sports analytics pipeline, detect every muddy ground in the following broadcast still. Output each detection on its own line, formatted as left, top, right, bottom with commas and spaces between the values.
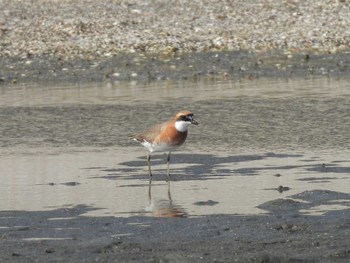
0, 50, 350, 262
1, 190, 350, 263
1, 50, 350, 85
0, 70, 350, 263
1, 0, 350, 261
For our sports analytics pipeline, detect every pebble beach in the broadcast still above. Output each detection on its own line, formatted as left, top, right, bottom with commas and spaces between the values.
1, 0, 350, 83
1, 0, 350, 58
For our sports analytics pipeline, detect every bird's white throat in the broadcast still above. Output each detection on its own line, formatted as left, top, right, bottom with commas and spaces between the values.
175, 120, 190, 132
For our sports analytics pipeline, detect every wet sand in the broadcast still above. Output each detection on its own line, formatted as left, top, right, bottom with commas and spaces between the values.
1, 197, 350, 263
1, 1, 350, 261
1, 79, 350, 262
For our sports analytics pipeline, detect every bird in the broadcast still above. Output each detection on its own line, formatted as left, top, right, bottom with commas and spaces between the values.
130, 110, 198, 182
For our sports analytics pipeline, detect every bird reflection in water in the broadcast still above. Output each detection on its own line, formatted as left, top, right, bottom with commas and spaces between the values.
146, 181, 187, 218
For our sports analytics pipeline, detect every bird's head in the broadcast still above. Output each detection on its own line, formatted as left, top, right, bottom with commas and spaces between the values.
174, 111, 198, 132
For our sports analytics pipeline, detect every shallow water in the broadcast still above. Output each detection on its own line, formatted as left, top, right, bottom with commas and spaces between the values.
0, 77, 350, 217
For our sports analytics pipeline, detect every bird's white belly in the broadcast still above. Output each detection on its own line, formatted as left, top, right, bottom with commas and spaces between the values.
141, 141, 175, 153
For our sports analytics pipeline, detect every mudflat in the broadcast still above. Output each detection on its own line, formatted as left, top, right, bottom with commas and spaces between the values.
1, 1, 350, 263
1, 80, 350, 262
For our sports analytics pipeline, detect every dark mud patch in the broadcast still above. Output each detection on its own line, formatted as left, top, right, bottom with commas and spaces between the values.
307, 164, 350, 173
38, 182, 81, 186
1, 190, 350, 262
297, 177, 342, 184
259, 190, 350, 217
1, 50, 350, 85
290, 190, 350, 204
112, 152, 306, 181
193, 200, 219, 206
264, 185, 291, 193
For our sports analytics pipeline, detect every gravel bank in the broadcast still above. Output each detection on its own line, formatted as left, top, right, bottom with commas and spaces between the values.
1, 0, 350, 57
1, 0, 350, 84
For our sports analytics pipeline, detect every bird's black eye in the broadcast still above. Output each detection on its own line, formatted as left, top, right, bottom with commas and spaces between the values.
180, 115, 187, 121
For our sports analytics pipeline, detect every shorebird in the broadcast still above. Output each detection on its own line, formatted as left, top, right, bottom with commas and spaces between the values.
130, 110, 198, 181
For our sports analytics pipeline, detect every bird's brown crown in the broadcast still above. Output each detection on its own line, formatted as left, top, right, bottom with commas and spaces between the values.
174, 110, 194, 121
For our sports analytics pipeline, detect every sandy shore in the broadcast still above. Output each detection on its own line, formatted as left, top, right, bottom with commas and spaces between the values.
1, 1, 350, 262
1, 80, 350, 262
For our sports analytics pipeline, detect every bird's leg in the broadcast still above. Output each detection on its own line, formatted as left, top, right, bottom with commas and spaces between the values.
148, 182, 152, 199
166, 152, 171, 179
167, 180, 172, 201
147, 153, 152, 183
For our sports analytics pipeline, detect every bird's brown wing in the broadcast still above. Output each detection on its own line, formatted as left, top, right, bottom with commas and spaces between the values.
130, 122, 166, 143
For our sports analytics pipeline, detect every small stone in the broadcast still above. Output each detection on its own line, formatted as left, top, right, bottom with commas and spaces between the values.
45, 248, 55, 253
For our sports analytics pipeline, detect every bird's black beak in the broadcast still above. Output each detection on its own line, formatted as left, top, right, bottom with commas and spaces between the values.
191, 119, 198, 125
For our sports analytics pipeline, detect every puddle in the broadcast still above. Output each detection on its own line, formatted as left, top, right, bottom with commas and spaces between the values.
0, 77, 350, 217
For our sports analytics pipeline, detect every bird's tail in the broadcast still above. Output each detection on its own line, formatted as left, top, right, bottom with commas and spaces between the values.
128, 134, 142, 142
